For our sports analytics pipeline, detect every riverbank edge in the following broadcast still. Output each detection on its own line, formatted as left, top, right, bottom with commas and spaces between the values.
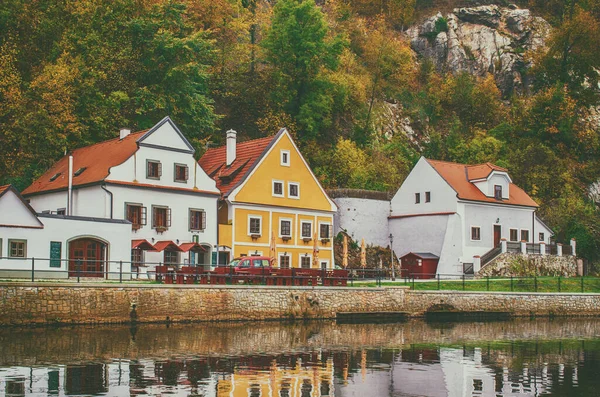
1, 283, 600, 327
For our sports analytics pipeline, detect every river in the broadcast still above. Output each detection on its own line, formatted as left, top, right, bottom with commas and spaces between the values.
1, 318, 599, 396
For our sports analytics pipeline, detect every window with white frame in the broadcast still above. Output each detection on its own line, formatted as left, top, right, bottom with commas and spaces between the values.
494, 185, 503, 200
272, 180, 284, 197
8, 239, 26, 258
301, 221, 312, 239
521, 229, 530, 242
320, 260, 329, 269
539, 232, 545, 242
279, 254, 291, 268
280, 150, 290, 166
280, 219, 292, 238
471, 227, 481, 241
509, 229, 518, 242
301, 255, 311, 269
319, 223, 331, 239
248, 216, 262, 235
288, 182, 300, 199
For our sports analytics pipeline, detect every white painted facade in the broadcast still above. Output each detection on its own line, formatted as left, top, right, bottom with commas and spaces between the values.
22, 117, 220, 272
387, 157, 554, 275
0, 187, 131, 279
333, 197, 391, 247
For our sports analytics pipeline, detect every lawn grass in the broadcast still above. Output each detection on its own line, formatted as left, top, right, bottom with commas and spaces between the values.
351, 276, 600, 293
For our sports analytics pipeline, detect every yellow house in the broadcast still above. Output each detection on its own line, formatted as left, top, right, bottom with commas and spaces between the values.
199, 129, 337, 268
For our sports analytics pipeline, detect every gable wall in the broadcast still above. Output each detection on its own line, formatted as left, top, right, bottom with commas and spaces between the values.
0, 190, 41, 228
233, 133, 333, 211
390, 158, 458, 216
138, 121, 193, 151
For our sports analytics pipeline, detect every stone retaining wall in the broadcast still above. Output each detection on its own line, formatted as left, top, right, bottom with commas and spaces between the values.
1, 283, 600, 326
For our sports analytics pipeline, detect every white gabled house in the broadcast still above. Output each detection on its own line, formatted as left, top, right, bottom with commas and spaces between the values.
0, 184, 131, 279
389, 157, 554, 276
20, 116, 220, 276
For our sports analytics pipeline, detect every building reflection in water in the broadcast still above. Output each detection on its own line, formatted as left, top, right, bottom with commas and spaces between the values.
0, 326, 599, 396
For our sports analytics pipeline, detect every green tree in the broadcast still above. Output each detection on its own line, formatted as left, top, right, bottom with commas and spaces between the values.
262, 0, 345, 140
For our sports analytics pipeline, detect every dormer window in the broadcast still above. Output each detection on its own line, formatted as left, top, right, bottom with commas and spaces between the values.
49, 172, 61, 182
494, 185, 502, 200
74, 167, 87, 176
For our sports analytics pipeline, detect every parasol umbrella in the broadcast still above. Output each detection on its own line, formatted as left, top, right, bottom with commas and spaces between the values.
360, 238, 366, 269
269, 230, 277, 266
312, 232, 319, 268
342, 234, 348, 268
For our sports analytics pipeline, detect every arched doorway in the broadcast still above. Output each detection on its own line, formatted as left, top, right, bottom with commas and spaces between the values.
69, 238, 108, 277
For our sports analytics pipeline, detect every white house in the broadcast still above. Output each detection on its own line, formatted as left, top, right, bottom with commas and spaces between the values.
0, 184, 131, 279
21, 116, 221, 276
389, 157, 553, 276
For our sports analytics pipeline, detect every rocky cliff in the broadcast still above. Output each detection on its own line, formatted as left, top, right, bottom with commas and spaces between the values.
407, 4, 551, 96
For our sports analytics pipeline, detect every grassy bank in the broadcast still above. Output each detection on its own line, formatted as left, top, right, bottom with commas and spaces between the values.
352, 277, 600, 293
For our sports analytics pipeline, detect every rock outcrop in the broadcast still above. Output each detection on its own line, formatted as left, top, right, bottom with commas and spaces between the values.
407, 5, 551, 96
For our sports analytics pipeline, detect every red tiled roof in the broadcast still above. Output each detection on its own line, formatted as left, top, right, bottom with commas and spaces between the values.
132, 239, 155, 250
22, 131, 147, 196
179, 242, 207, 252
426, 159, 538, 207
198, 134, 278, 196
153, 240, 183, 252
0, 185, 9, 196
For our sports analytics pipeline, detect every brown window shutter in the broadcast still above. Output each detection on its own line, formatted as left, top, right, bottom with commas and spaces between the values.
152, 207, 157, 227
188, 209, 193, 231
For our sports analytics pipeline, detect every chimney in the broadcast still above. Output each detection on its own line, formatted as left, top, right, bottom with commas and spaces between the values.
120, 127, 131, 140
226, 129, 237, 166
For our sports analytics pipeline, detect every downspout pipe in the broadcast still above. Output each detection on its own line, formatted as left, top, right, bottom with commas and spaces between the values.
101, 184, 114, 219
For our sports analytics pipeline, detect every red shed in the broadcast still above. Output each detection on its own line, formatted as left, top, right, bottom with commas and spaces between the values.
400, 252, 439, 279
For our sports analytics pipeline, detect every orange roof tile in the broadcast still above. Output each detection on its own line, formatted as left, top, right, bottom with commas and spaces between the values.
22, 131, 147, 196
199, 132, 283, 196
179, 242, 207, 252
153, 240, 183, 252
426, 159, 538, 207
0, 185, 9, 195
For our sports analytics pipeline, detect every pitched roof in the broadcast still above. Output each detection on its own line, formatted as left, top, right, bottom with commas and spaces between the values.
0, 185, 9, 196
22, 130, 146, 196
426, 159, 538, 207
401, 252, 440, 260
0, 184, 44, 227
198, 132, 283, 196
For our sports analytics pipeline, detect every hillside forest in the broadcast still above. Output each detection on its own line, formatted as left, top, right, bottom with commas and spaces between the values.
1, 0, 600, 263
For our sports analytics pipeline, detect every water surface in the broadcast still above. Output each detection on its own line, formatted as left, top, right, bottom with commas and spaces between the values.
1, 318, 600, 396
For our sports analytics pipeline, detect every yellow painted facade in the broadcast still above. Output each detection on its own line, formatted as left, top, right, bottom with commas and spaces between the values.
216, 358, 334, 397
223, 131, 336, 268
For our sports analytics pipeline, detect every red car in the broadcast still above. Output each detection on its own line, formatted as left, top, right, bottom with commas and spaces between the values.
230, 256, 273, 274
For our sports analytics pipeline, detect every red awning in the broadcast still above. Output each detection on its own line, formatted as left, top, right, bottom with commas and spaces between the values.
178, 242, 207, 252
153, 240, 184, 252
131, 239, 155, 250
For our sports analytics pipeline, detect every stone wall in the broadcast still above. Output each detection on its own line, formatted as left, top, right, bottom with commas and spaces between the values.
1, 283, 600, 326
479, 253, 577, 277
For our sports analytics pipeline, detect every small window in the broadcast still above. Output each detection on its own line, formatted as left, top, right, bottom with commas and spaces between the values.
189, 209, 206, 231
57, 208, 66, 216
494, 185, 502, 200
249, 217, 261, 235
164, 251, 179, 265
521, 230, 530, 242
280, 219, 292, 237
9, 240, 27, 258
320, 261, 328, 270
279, 255, 290, 269
131, 249, 143, 267
471, 227, 481, 241
49, 172, 61, 182
147, 160, 162, 179
301, 256, 311, 269
73, 167, 87, 176
539, 232, 545, 242
510, 229, 518, 242
152, 206, 170, 230
301, 222, 312, 239
273, 180, 284, 197
174, 164, 189, 182
281, 150, 290, 166
288, 182, 299, 198
415, 193, 420, 204
127, 204, 147, 229
425, 192, 431, 203
320, 223, 330, 239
